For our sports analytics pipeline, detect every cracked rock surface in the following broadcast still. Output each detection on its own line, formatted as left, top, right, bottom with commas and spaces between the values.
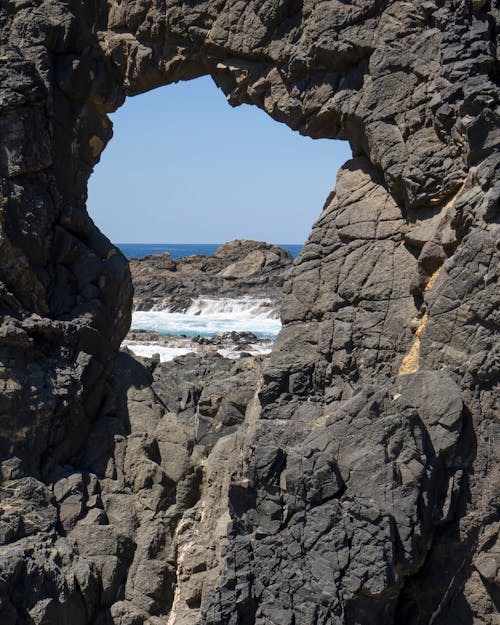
0, 1, 498, 624
129, 239, 293, 312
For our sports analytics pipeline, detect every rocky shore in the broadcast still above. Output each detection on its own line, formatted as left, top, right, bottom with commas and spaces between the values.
129, 239, 293, 312
124, 329, 274, 361
0, 3, 498, 625
125, 239, 287, 360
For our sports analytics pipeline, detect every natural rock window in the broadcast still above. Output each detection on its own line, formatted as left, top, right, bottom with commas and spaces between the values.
0, 3, 498, 625
87, 76, 351, 245
85, 76, 351, 364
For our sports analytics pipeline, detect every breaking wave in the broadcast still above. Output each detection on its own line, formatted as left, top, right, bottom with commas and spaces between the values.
131, 297, 281, 339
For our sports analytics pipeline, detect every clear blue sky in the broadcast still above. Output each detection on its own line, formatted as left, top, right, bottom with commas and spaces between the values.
87, 76, 351, 244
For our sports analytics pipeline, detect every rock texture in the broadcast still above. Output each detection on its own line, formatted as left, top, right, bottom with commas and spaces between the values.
129, 239, 293, 311
0, 2, 499, 625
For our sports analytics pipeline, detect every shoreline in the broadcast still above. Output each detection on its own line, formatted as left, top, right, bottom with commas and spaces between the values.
124, 328, 274, 362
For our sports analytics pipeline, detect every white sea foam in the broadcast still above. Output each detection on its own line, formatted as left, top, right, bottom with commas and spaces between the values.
123, 340, 273, 363
217, 344, 273, 360
186, 297, 276, 317
131, 297, 281, 338
123, 341, 194, 361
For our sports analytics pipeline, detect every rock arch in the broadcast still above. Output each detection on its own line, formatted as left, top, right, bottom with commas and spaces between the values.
0, 2, 498, 625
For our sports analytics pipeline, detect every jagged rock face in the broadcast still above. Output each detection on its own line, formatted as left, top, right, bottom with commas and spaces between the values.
0, 2, 498, 625
129, 239, 293, 311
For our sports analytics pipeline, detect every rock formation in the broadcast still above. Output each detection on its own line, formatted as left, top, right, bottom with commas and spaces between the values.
129, 239, 293, 311
0, 2, 498, 625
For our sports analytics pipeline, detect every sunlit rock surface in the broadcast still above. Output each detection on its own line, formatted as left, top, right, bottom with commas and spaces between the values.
0, 2, 498, 625
129, 239, 293, 312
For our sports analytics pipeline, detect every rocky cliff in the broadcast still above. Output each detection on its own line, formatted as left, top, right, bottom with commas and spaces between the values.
0, 2, 498, 625
129, 239, 293, 311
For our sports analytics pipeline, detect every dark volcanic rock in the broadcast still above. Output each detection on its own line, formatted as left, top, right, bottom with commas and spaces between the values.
0, 2, 499, 625
129, 239, 293, 311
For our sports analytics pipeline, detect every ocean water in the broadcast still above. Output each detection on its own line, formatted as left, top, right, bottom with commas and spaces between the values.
132, 297, 281, 339
119, 243, 295, 347
124, 342, 195, 362
123, 338, 273, 363
117, 242, 303, 259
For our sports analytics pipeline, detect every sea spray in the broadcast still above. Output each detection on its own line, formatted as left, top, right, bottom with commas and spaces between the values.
131, 297, 281, 339
186, 297, 275, 317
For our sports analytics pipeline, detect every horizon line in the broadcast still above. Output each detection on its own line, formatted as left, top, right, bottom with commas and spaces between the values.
115, 241, 305, 245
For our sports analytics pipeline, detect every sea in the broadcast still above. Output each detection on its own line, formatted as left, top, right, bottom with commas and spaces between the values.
117, 243, 303, 260
118, 242, 302, 361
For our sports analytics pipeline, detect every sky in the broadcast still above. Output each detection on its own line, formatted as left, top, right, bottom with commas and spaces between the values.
87, 75, 351, 245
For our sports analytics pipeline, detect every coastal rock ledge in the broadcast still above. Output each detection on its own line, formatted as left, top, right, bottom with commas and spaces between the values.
0, 2, 498, 625
129, 239, 293, 311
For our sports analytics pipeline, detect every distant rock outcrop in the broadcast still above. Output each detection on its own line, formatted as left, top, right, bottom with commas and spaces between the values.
0, 2, 498, 625
129, 239, 293, 311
